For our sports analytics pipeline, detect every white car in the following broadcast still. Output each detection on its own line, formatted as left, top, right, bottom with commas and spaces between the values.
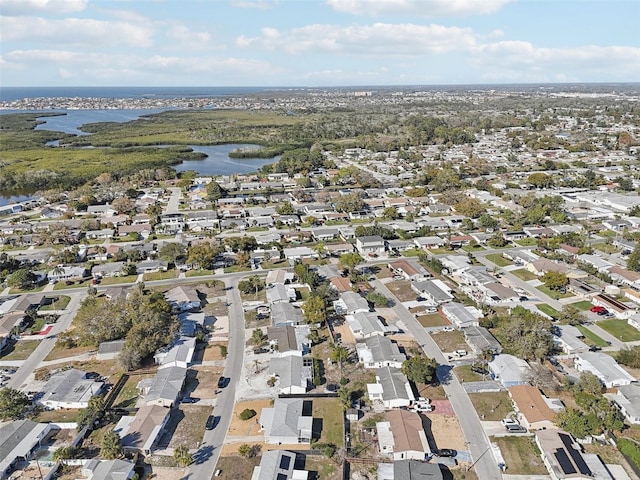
442, 326, 455, 332
501, 418, 518, 427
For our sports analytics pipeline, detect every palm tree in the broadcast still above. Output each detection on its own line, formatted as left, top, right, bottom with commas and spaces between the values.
173, 444, 193, 467
253, 359, 261, 374
331, 345, 349, 375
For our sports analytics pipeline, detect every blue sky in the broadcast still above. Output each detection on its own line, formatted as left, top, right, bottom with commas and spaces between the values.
1, 0, 638, 87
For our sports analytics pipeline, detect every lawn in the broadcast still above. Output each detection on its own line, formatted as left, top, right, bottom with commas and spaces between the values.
44, 343, 94, 361
185, 269, 215, 277
112, 373, 153, 409
32, 409, 81, 423
454, 365, 485, 383
305, 456, 341, 480
99, 274, 139, 285
536, 304, 560, 319
9, 285, 46, 294
53, 279, 93, 290
40, 295, 71, 311
510, 269, 538, 281
486, 254, 513, 267
215, 456, 260, 480
224, 265, 252, 273
296, 287, 311, 301
401, 248, 423, 257
468, 391, 513, 421
416, 313, 449, 328
492, 436, 548, 475
143, 270, 178, 281
515, 238, 539, 247
598, 319, 640, 342
384, 280, 417, 302
312, 398, 344, 447
536, 285, 574, 299
0, 339, 40, 360
576, 325, 609, 347
572, 300, 595, 311
167, 405, 210, 449
462, 244, 486, 252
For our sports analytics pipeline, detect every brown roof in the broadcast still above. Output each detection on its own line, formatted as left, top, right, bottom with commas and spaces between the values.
389, 260, 418, 276
609, 266, 640, 282
508, 385, 555, 424
330, 276, 352, 293
385, 409, 427, 453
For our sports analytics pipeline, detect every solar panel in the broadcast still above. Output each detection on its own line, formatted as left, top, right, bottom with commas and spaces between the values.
560, 433, 592, 475
554, 449, 577, 475
279, 454, 291, 470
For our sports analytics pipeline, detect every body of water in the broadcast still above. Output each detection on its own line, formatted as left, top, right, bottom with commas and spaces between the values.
33, 109, 167, 135
0, 194, 35, 208
178, 144, 279, 176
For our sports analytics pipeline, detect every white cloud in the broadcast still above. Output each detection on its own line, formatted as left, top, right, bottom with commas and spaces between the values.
0, 0, 88, 16
166, 25, 214, 50
0, 15, 155, 47
325, 0, 514, 17
231, 0, 280, 9
237, 23, 477, 55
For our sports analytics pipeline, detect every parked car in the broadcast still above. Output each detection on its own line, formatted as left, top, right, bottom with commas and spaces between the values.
182, 396, 200, 404
434, 448, 456, 457
253, 347, 269, 354
217, 376, 227, 388
206, 415, 219, 430
518, 296, 528, 302
471, 366, 489, 375
501, 418, 518, 427
505, 424, 527, 433
590, 306, 606, 313
442, 326, 455, 332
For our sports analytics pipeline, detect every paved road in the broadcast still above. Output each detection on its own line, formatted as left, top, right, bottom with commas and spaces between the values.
188, 276, 245, 480
371, 279, 502, 480
6, 292, 84, 390
164, 187, 182, 214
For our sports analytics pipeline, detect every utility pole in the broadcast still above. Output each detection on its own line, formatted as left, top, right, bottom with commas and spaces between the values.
466, 445, 492, 472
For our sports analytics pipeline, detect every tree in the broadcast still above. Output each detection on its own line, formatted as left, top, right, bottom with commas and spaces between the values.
238, 275, 265, 295
527, 172, 553, 188
338, 385, 351, 410
206, 181, 227, 203
159, 242, 186, 264
0, 387, 29, 420
555, 408, 601, 439
174, 444, 193, 467
558, 305, 586, 325
111, 196, 134, 214
77, 394, 106, 431
487, 232, 508, 248
542, 271, 568, 291
276, 201, 297, 216
238, 443, 256, 458
616, 346, 640, 368
574, 372, 603, 395
101, 430, 122, 459
366, 291, 391, 307
494, 306, 553, 360
303, 295, 326, 325
339, 252, 363, 273
53, 446, 81, 462
331, 345, 349, 374
251, 328, 267, 347
334, 192, 365, 213
7, 268, 36, 290
627, 243, 640, 272
187, 243, 220, 270
454, 197, 485, 218
401, 356, 437, 384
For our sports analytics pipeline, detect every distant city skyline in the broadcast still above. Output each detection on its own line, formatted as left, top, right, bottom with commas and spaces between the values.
1, 0, 638, 87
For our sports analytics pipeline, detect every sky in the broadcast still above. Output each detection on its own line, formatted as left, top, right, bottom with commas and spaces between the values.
0, 0, 639, 87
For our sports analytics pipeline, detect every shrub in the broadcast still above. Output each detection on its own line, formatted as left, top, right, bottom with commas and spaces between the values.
339, 377, 349, 385
618, 439, 640, 471
239, 409, 257, 421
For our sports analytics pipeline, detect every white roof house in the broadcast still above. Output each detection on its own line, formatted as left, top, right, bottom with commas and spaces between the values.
607, 384, 640, 425
574, 352, 636, 388
269, 356, 313, 395
356, 335, 406, 369
367, 367, 415, 410
251, 450, 308, 480
488, 354, 531, 388
154, 337, 196, 369
0, 420, 55, 479
441, 302, 481, 329
553, 325, 589, 355
39, 368, 105, 410
138, 366, 187, 408
334, 291, 370, 315
346, 311, 388, 339
259, 398, 314, 445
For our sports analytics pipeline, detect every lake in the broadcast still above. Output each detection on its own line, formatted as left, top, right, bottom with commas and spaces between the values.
178, 144, 280, 176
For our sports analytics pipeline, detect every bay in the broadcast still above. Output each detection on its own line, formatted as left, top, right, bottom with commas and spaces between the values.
178, 145, 280, 176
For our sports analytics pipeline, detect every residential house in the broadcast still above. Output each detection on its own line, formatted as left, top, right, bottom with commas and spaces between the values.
92, 261, 125, 279
96, 339, 126, 361
259, 398, 314, 445
0, 312, 25, 351
355, 235, 386, 257
387, 260, 431, 281
481, 282, 519, 305
347, 311, 390, 340
508, 385, 559, 431
283, 246, 317, 262
47, 265, 87, 282
367, 367, 415, 410
413, 236, 446, 250
115, 404, 171, 454
574, 352, 636, 388
269, 356, 314, 395
164, 286, 201, 313
0, 420, 55, 479
266, 283, 297, 304
251, 450, 308, 480
535, 429, 613, 479
356, 335, 406, 369
154, 337, 196, 369
80, 459, 136, 480
376, 409, 430, 461
330, 276, 352, 293
136, 260, 168, 274
377, 460, 444, 480
138, 366, 187, 408
266, 269, 295, 286
463, 325, 502, 355
271, 302, 304, 327
441, 303, 481, 329
334, 292, 370, 315
411, 280, 454, 305
553, 325, 589, 355
267, 325, 310, 356
607, 384, 640, 425
488, 354, 531, 388
39, 368, 105, 410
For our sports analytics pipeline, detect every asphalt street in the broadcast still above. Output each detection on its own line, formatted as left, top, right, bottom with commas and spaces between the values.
371, 279, 503, 480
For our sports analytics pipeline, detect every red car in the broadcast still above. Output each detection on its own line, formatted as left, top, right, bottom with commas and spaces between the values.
590, 306, 606, 313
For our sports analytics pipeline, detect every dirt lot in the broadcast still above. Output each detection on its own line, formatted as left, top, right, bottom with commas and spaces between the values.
384, 280, 417, 302
187, 366, 224, 399
468, 391, 514, 421
148, 466, 188, 480
334, 324, 356, 344
429, 330, 469, 354
165, 405, 210, 449
201, 342, 228, 361
417, 313, 450, 327
227, 399, 272, 438
425, 413, 467, 457
215, 455, 260, 480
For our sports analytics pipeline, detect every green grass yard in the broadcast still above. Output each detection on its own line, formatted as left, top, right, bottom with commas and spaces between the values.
510, 269, 538, 281
597, 319, 640, 342
485, 254, 513, 267
576, 325, 609, 347
536, 285, 574, 299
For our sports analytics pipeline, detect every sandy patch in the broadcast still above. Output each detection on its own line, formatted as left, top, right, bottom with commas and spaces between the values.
425, 413, 467, 453
190, 366, 224, 399
334, 324, 356, 344
149, 466, 188, 480
228, 399, 273, 437
203, 342, 228, 361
